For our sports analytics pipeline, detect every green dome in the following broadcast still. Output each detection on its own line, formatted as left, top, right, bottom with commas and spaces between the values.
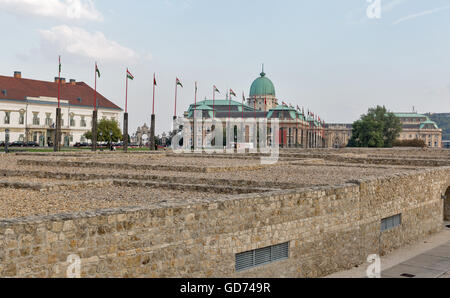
249, 71, 276, 97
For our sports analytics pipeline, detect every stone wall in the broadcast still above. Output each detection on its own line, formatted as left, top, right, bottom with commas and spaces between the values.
1, 167, 449, 278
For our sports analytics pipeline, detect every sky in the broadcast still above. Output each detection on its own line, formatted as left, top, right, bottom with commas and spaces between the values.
0, 0, 449, 134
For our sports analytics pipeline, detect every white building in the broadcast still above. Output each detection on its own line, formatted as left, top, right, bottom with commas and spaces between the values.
0, 71, 122, 146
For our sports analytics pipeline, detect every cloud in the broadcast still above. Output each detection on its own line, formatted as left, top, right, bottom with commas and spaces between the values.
0, 0, 102, 21
393, 4, 450, 25
39, 25, 140, 63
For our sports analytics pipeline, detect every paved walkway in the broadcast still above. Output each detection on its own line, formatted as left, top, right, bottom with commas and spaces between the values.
382, 239, 450, 278
327, 222, 450, 278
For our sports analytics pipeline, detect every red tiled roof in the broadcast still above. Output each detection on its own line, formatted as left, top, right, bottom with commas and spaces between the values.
0, 75, 122, 110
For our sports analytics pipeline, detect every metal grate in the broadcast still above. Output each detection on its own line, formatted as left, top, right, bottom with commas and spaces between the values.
235, 242, 289, 272
381, 214, 402, 232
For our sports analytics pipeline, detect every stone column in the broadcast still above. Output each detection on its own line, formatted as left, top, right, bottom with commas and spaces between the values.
92, 110, 98, 152
150, 114, 156, 151
123, 112, 129, 153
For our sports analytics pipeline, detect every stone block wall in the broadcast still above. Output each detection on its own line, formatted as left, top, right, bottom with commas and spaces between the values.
1, 167, 449, 278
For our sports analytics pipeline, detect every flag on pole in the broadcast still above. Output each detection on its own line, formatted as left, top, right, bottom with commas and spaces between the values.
242, 92, 246, 102
59, 56, 61, 73
230, 89, 236, 97
195, 81, 198, 93
176, 78, 183, 88
213, 85, 220, 94
153, 74, 157, 86
95, 63, 101, 78
127, 69, 134, 80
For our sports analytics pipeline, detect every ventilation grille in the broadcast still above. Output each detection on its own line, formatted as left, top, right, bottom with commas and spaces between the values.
381, 214, 402, 232
236, 242, 289, 272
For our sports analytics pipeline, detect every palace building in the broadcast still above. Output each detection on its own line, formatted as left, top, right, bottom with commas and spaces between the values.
0, 71, 122, 146
325, 113, 443, 148
184, 69, 325, 148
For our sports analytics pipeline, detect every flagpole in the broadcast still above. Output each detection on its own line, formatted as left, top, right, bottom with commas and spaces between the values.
174, 79, 177, 119
193, 82, 197, 151
152, 73, 155, 115
228, 90, 231, 120
213, 86, 215, 120
150, 73, 156, 151
58, 56, 61, 109
94, 63, 97, 111
125, 69, 128, 114
242, 92, 244, 122
92, 62, 98, 152
54, 56, 61, 152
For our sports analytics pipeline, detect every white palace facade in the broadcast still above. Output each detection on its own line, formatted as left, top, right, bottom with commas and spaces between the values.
0, 71, 122, 146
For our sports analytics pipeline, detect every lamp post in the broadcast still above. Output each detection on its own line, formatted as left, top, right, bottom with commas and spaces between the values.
5, 128, 9, 153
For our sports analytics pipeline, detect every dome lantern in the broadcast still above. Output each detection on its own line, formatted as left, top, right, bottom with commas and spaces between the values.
249, 66, 276, 97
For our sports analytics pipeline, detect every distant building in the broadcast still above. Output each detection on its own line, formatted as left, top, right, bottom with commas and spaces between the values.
183, 68, 325, 148
0, 71, 122, 146
395, 113, 442, 148
325, 124, 353, 148
324, 112, 443, 148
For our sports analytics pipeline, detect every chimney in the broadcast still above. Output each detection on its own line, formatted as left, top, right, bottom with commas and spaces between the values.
69, 79, 76, 86
60, 78, 66, 84
14, 71, 21, 79
54, 77, 60, 83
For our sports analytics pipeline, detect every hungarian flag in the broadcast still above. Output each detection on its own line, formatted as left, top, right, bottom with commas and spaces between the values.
230, 89, 236, 97
95, 63, 101, 78
153, 74, 157, 86
127, 69, 134, 80
242, 92, 245, 102
59, 56, 61, 73
213, 85, 220, 94
195, 81, 198, 93
282, 101, 287, 106
176, 78, 183, 88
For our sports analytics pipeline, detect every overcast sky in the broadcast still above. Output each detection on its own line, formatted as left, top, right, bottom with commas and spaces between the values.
0, 0, 449, 134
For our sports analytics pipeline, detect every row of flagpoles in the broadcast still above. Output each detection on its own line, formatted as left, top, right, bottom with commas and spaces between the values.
55, 57, 325, 149
56, 57, 326, 125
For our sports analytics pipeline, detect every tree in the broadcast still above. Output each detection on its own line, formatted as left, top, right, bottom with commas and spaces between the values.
84, 119, 123, 143
348, 106, 402, 148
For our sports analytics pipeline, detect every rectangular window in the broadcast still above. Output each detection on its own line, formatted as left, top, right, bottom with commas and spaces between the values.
19, 112, 24, 125
32, 113, 40, 125
80, 116, 86, 127
4, 112, 10, 124
235, 242, 289, 272
45, 113, 52, 126
70, 116, 75, 127
381, 214, 402, 232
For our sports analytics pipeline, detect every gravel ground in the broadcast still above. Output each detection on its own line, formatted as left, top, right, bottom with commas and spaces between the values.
15, 155, 263, 167
0, 160, 417, 187
0, 186, 226, 219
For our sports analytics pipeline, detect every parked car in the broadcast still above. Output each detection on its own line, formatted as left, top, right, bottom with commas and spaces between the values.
26, 141, 39, 147
10, 141, 26, 147
74, 142, 90, 148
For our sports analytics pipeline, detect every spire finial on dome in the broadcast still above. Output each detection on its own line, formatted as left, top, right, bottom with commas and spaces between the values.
260, 63, 266, 77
